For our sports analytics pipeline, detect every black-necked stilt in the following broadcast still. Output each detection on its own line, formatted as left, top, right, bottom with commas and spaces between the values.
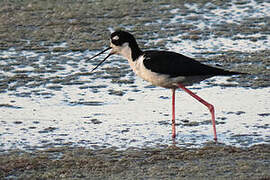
88, 30, 244, 142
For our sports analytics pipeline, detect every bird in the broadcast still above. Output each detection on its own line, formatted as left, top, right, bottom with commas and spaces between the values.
88, 30, 244, 142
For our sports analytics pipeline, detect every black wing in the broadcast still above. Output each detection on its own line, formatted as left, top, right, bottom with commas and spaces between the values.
143, 50, 238, 77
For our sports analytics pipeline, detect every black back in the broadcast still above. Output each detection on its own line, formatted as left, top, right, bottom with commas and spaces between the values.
143, 50, 239, 77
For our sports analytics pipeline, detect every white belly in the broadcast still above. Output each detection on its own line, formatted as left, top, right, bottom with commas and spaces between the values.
127, 56, 180, 88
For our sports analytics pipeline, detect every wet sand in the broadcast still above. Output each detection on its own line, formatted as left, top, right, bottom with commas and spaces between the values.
0, 144, 269, 179
0, 0, 269, 179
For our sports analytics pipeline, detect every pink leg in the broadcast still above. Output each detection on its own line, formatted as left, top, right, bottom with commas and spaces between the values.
178, 83, 217, 142
172, 89, 176, 138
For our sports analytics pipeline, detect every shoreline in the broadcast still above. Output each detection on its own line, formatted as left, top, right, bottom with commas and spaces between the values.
1, 143, 269, 179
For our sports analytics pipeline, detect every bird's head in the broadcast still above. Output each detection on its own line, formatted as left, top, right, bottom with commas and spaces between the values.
109, 30, 137, 57
88, 30, 140, 72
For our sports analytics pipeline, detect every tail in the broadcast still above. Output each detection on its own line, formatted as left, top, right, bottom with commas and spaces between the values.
206, 64, 247, 76
221, 69, 246, 76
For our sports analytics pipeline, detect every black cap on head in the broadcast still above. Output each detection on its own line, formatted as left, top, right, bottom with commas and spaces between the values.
110, 30, 137, 46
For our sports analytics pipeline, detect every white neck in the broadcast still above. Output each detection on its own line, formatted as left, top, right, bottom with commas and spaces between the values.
118, 42, 132, 61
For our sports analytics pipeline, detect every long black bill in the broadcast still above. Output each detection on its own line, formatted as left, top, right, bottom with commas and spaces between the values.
91, 51, 113, 72
87, 47, 112, 72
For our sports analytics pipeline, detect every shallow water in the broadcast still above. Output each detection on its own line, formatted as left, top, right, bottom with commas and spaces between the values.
0, 51, 269, 151
0, 0, 269, 152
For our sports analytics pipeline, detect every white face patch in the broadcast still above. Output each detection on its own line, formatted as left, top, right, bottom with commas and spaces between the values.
110, 41, 131, 60
112, 35, 119, 41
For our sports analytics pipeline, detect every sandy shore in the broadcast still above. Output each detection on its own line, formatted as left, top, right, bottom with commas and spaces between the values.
0, 144, 269, 179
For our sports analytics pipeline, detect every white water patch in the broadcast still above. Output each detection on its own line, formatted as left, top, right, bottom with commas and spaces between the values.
0, 42, 269, 151
171, 0, 270, 26
164, 0, 270, 54
209, 0, 269, 23
0, 73, 269, 151
167, 35, 270, 56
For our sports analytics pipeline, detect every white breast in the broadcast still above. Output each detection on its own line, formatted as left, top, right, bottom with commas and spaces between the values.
127, 55, 186, 88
